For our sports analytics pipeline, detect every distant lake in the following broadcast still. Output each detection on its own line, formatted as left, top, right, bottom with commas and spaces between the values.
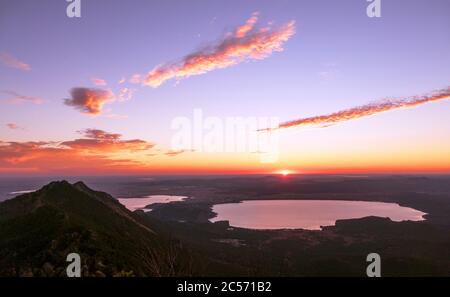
210, 200, 427, 230
118, 195, 187, 212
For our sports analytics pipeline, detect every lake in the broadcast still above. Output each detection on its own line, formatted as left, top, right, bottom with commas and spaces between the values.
118, 195, 187, 212
210, 200, 426, 230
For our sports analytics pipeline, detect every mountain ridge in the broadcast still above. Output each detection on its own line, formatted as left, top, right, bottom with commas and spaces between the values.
0, 180, 196, 277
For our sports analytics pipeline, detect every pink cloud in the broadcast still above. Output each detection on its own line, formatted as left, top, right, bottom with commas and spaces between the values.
261, 87, 450, 131
91, 77, 108, 86
1, 90, 44, 104
6, 123, 25, 130
129, 74, 142, 84
143, 13, 296, 88
0, 52, 31, 71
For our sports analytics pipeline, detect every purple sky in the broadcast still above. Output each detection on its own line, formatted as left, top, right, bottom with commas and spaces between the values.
0, 0, 449, 174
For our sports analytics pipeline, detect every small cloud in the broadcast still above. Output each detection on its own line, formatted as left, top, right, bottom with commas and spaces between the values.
129, 74, 142, 84
6, 123, 25, 130
118, 87, 135, 102
118, 77, 126, 84
91, 77, 107, 86
1, 90, 44, 104
164, 149, 187, 157
79, 128, 121, 140
0, 52, 31, 71
64, 87, 115, 116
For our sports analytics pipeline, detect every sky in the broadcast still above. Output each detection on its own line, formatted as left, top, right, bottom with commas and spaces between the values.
0, 0, 449, 175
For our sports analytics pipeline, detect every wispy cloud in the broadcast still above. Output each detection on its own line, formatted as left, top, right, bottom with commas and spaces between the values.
6, 123, 25, 130
64, 87, 115, 115
0, 52, 31, 71
91, 77, 107, 86
1, 90, 44, 104
129, 74, 142, 84
261, 87, 450, 131
164, 149, 187, 157
143, 13, 295, 87
118, 87, 135, 101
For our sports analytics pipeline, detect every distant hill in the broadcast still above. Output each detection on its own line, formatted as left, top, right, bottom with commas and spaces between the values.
0, 181, 197, 277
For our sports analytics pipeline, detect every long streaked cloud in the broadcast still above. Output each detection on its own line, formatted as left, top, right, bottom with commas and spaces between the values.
143, 13, 296, 87
1, 90, 44, 104
0, 52, 31, 71
64, 87, 115, 115
261, 87, 450, 131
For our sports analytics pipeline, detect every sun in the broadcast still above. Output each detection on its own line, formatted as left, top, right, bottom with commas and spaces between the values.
277, 170, 291, 176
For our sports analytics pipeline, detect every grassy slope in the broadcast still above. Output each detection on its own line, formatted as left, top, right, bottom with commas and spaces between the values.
0, 181, 198, 277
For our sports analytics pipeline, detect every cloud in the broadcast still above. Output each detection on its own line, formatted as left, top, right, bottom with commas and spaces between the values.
143, 13, 295, 87
261, 87, 450, 131
0, 52, 31, 71
80, 128, 121, 140
0, 129, 156, 172
64, 87, 115, 115
61, 129, 154, 152
118, 87, 135, 101
6, 123, 25, 130
1, 90, 44, 104
129, 74, 142, 84
91, 77, 107, 86
235, 12, 259, 38
164, 149, 187, 157
0, 141, 62, 164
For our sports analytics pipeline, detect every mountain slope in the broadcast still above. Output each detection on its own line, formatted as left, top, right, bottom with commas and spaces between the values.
0, 181, 196, 277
